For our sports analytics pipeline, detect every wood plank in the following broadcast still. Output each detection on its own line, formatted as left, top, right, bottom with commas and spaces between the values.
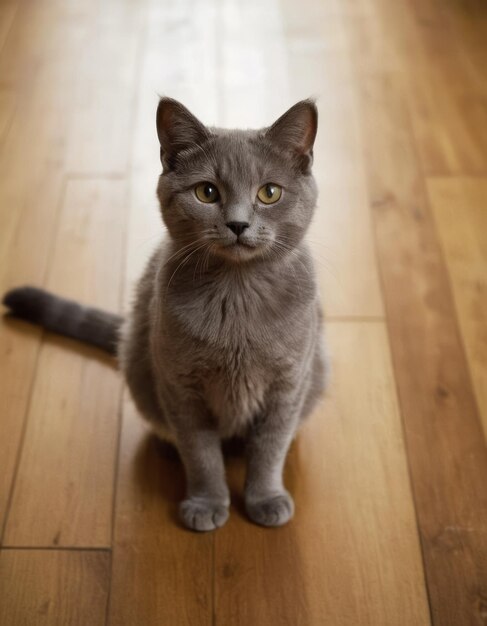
216, 0, 290, 127
3, 179, 125, 547
0, 89, 16, 144
406, 0, 487, 174
0, 549, 109, 626
348, 63, 487, 625
0, 0, 94, 534
64, 0, 144, 176
0, 0, 19, 54
0, 0, 142, 542
441, 0, 487, 98
409, 0, 487, 109
427, 177, 487, 439
344, 0, 487, 175
282, 0, 384, 318
216, 322, 430, 626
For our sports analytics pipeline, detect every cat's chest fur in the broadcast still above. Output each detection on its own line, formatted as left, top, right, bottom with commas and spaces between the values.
163, 264, 303, 434
203, 343, 268, 436
166, 263, 295, 349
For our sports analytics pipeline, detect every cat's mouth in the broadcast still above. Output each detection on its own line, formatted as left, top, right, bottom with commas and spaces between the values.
230, 240, 255, 249
216, 238, 262, 261
220, 236, 258, 250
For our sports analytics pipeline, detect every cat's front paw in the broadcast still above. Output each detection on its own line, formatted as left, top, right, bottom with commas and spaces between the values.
179, 497, 229, 532
245, 491, 294, 527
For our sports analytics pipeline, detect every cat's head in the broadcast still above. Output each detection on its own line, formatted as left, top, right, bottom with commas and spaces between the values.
156, 97, 318, 264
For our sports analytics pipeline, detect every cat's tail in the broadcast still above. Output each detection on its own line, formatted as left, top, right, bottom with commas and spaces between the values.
2, 286, 123, 356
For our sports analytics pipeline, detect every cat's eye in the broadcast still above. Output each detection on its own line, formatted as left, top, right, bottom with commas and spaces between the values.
257, 183, 282, 205
195, 182, 220, 203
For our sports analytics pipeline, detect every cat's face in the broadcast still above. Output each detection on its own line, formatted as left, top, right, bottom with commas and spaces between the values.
156, 98, 318, 264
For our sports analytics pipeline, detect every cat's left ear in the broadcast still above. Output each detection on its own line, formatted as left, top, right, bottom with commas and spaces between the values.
156, 97, 209, 169
265, 100, 318, 172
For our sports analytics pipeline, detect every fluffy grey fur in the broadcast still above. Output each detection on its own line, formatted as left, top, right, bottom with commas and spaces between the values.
3, 98, 327, 531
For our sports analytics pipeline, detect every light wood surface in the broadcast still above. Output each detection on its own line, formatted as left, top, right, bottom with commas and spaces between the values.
346, 0, 487, 175
0, 549, 109, 626
428, 177, 487, 439
0, 0, 85, 531
347, 41, 487, 626
0, 0, 486, 624
282, 0, 385, 319
3, 179, 125, 547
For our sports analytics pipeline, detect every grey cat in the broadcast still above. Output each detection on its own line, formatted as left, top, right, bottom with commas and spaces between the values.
3, 98, 327, 531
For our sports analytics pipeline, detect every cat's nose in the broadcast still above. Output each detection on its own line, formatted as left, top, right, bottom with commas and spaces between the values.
226, 221, 249, 237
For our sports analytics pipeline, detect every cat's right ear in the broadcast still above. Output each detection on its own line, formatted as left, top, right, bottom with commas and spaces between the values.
156, 98, 209, 169
265, 100, 318, 173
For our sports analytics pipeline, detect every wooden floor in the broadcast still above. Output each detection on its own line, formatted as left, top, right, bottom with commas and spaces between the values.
0, 0, 486, 624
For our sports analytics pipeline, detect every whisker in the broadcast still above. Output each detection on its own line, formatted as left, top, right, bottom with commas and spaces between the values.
193, 240, 216, 282
274, 235, 338, 278
164, 232, 216, 265
165, 241, 213, 292
272, 242, 305, 295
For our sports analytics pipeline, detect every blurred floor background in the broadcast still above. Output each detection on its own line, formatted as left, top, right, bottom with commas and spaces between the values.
0, 0, 486, 624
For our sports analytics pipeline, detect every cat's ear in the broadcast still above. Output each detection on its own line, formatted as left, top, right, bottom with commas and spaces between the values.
265, 100, 318, 172
156, 97, 209, 169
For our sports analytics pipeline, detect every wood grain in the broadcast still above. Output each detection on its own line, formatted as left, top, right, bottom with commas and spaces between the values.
64, 1, 143, 175
344, 0, 487, 175
0, 549, 109, 626
0, 89, 15, 144
215, 322, 430, 626
409, 0, 487, 163
428, 177, 487, 439
0, 0, 90, 533
0, 0, 19, 53
349, 66, 487, 625
3, 179, 125, 547
281, 0, 384, 318
440, 0, 487, 100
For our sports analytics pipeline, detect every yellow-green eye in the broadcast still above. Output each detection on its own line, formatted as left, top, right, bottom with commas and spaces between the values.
195, 182, 220, 203
257, 183, 282, 204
